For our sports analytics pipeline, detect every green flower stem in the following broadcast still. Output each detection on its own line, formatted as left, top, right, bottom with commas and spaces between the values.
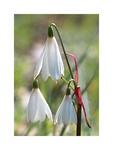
50, 23, 81, 136
60, 125, 67, 136
61, 77, 74, 90
61, 76, 69, 84
24, 123, 37, 136
67, 79, 77, 88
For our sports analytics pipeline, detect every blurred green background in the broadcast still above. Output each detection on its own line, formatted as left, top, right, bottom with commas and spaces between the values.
14, 14, 99, 136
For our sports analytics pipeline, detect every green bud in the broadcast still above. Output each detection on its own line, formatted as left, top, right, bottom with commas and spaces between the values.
48, 26, 53, 37
32, 80, 38, 89
66, 88, 70, 95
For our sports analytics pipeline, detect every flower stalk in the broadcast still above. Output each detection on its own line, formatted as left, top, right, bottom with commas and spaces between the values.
50, 23, 82, 136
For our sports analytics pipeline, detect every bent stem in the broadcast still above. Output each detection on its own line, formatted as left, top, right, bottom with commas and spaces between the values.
50, 23, 81, 136
61, 77, 74, 90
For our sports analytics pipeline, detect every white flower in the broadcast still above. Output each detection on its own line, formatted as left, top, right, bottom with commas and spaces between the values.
54, 95, 77, 125
34, 36, 64, 81
27, 88, 52, 122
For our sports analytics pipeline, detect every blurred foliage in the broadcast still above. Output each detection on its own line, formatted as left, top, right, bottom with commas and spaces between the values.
14, 14, 99, 136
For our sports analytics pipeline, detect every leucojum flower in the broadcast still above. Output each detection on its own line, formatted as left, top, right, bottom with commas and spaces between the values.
27, 80, 52, 122
34, 26, 64, 81
54, 88, 77, 125
26, 23, 91, 135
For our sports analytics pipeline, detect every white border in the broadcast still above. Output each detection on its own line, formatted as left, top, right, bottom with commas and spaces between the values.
0, 0, 113, 150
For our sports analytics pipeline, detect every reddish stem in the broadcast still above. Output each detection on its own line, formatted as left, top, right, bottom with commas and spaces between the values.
67, 52, 91, 128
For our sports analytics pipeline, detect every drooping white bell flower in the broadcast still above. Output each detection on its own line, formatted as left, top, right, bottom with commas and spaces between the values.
27, 80, 52, 122
34, 26, 64, 81
54, 88, 77, 125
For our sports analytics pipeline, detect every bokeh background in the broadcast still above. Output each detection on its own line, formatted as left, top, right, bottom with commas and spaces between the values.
14, 14, 99, 136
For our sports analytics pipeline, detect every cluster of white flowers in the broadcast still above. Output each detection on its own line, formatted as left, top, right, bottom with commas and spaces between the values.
27, 26, 77, 125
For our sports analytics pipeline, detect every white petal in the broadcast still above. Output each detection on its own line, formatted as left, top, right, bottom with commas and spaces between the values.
34, 50, 44, 79
36, 89, 53, 121
67, 97, 77, 123
54, 99, 64, 124
47, 37, 64, 80
54, 95, 77, 125
63, 98, 69, 124
27, 89, 38, 122
41, 39, 50, 80
27, 89, 52, 122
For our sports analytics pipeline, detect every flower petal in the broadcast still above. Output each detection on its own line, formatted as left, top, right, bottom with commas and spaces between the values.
36, 89, 53, 121
47, 37, 64, 80
54, 95, 77, 125
27, 89, 38, 122
34, 50, 44, 79
54, 99, 64, 124
27, 89, 52, 122
67, 97, 77, 123
41, 39, 50, 80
